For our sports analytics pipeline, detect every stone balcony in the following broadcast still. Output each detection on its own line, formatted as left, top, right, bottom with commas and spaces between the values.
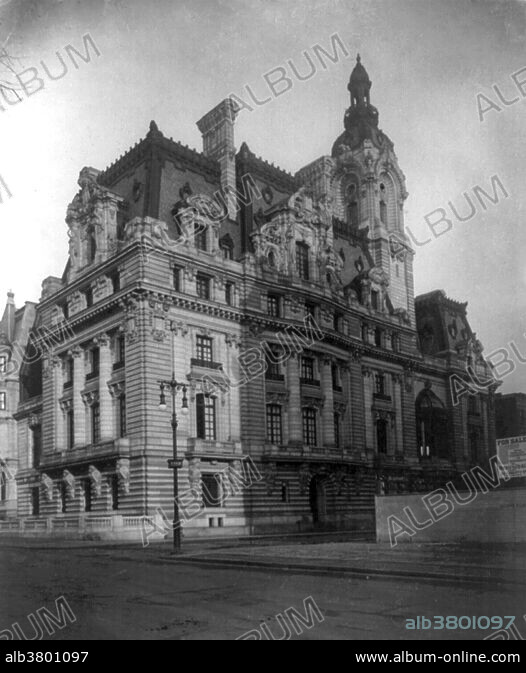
39, 438, 130, 469
184, 438, 243, 460
262, 443, 357, 464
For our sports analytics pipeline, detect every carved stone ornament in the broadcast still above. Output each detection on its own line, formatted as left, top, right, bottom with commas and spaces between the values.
88, 465, 102, 497
63, 470, 76, 498
262, 462, 278, 495
116, 459, 130, 495
41, 473, 54, 502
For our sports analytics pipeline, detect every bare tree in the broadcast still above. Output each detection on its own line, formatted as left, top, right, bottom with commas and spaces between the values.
0, 32, 23, 101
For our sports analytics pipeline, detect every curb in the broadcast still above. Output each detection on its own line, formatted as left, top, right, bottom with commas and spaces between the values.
168, 554, 521, 587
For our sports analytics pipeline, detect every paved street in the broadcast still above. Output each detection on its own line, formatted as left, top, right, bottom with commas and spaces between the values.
1, 539, 525, 640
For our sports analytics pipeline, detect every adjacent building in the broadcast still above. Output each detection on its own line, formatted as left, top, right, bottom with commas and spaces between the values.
1, 57, 498, 539
496, 392, 526, 440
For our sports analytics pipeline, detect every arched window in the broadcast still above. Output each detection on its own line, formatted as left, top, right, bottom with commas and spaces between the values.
344, 179, 360, 228
416, 389, 449, 460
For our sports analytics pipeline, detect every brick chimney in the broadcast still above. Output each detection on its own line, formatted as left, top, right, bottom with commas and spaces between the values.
196, 98, 239, 221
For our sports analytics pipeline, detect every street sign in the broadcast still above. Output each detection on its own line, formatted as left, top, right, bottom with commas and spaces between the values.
168, 459, 184, 469
496, 435, 526, 478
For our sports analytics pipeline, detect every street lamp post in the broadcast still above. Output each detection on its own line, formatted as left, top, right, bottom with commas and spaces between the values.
158, 325, 188, 552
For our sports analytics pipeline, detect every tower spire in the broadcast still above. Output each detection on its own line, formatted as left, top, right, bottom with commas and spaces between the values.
348, 53, 372, 108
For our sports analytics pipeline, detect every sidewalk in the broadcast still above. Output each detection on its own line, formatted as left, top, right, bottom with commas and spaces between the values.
169, 540, 526, 586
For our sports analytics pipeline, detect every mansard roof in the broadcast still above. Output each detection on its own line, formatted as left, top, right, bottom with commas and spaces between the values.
97, 121, 221, 188
236, 142, 297, 193
415, 289, 468, 312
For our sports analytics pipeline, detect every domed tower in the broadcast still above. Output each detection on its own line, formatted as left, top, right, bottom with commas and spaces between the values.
331, 55, 415, 323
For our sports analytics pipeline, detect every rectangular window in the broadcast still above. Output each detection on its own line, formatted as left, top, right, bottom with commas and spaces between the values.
375, 373, 385, 396
377, 419, 388, 454
301, 356, 315, 383
266, 404, 283, 444
195, 224, 207, 251
196, 393, 216, 441
64, 358, 74, 384
281, 482, 290, 504
0, 472, 6, 502
371, 290, 379, 311
92, 403, 100, 444
114, 335, 125, 370
31, 487, 40, 516
196, 274, 211, 300
85, 287, 93, 308
0, 355, 6, 374
83, 479, 92, 513
32, 426, 42, 468
374, 328, 383, 348
110, 270, 121, 293
333, 313, 343, 332
334, 413, 340, 448
87, 348, 99, 379
265, 346, 282, 380
225, 282, 234, 306
67, 410, 75, 449
202, 473, 221, 508
302, 408, 317, 447
119, 395, 127, 438
267, 294, 280, 317
305, 302, 316, 319
196, 336, 213, 363
111, 475, 119, 510
296, 242, 310, 280
332, 364, 341, 390
173, 266, 182, 292
0, 392, 6, 411
60, 482, 68, 514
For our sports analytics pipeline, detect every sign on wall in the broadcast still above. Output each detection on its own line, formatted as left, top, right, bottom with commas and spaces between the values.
497, 436, 526, 478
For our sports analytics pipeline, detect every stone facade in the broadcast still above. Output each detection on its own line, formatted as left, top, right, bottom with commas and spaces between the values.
3, 58, 497, 539
495, 392, 526, 440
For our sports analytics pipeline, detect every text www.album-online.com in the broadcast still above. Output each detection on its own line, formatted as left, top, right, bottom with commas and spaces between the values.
355, 652, 520, 663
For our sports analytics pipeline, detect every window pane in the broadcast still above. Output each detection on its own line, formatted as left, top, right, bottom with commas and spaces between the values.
302, 408, 317, 446
196, 275, 210, 300
266, 404, 282, 444
267, 295, 279, 317
296, 242, 309, 280
202, 473, 221, 508
92, 403, 100, 444
196, 394, 216, 440
196, 336, 213, 362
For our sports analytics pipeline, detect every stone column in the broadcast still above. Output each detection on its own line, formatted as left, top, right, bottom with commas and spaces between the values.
97, 333, 113, 441
362, 366, 374, 450
287, 354, 302, 445
71, 346, 86, 447
53, 357, 64, 451
321, 357, 335, 447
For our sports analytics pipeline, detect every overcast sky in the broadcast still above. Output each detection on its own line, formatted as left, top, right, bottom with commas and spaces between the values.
0, 0, 525, 393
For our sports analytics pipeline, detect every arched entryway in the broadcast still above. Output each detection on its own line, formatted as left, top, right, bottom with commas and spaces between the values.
309, 475, 327, 524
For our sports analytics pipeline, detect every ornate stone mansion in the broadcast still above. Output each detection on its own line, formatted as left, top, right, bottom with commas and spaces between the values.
0, 57, 497, 539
